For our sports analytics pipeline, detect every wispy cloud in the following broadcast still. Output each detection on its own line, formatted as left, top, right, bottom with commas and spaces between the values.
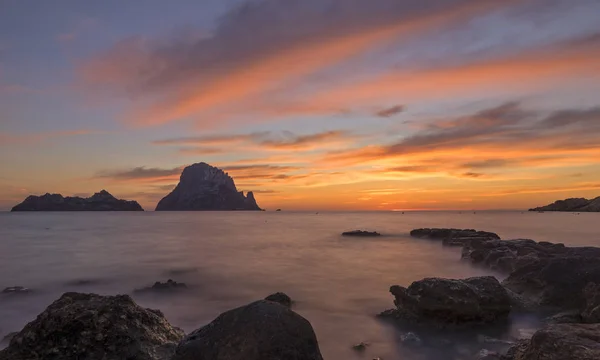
96, 166, 182, 181
375, 105, 405, 117
154, 130, 360, 153
0, 130, 101, 146
80, 0, 514, 127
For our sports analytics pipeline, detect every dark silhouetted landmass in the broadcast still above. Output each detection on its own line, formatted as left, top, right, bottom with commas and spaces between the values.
155, 162, 261, 211
529, 197, 600, 212
11, 190, 144, 211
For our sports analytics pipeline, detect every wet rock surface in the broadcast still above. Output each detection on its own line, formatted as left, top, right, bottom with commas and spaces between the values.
503, 323, 600, 360
0, 292, 184, 360
381, 276, 511, 327
342, 230, 381, 237
171, 300, 323, 360
11, 190, 143, 211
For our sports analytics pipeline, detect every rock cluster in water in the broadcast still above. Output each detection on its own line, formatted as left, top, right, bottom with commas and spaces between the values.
529, 196, 600, 212
155, 163, 261, 211
391, 227, 600, 359
10, 190, 144, 211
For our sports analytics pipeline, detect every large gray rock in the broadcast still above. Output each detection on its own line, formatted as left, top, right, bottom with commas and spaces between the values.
155, 163, 261, 211
381, 276, 511, 327
0, 292, 184, 360
410, 228, 500, 246
504, 323, 600, 360
502, 256, 600, 310
529, 196, 600, 212
11, 190, 143, 211
171, 300, 323, 360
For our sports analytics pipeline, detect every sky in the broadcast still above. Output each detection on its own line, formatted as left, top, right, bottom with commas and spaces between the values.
1, 0, 600, 211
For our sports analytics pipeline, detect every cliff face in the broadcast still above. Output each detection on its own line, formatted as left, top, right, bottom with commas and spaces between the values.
155, 163, 261, 211
11, 190, 144, 211
529, 196, 600, 212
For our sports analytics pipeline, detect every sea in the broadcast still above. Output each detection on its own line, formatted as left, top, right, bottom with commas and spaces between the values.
1, 211, 598, 359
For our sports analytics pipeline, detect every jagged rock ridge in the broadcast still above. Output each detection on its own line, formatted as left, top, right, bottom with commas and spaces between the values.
11, 190, 144, 211
155, 162, 261, 211
529, 196, 600, 212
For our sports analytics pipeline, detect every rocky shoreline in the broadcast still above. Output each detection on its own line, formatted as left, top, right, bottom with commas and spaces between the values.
2, 228, 600, 359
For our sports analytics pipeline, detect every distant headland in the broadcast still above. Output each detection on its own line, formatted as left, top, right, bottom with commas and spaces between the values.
11, 190, 144, 211
529, 196, 600, 212
155, 162, 262, 211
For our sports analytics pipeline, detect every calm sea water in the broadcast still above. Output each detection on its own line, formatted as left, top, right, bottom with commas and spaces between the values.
1, 211, 599, 359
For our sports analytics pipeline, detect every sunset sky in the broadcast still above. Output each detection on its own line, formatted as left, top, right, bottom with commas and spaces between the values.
1, 0, 600, 211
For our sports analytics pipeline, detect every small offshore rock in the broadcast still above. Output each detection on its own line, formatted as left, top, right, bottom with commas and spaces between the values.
264, 292, 292, 307
0, 292, 184, 360
352, 342, 369, 351
342, 230, 381, 237
135, 279, 187, 293
172, 300, 323, 360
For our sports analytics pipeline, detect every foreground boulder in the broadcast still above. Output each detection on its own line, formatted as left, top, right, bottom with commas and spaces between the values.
504, 323, 600, 359
502, 256, 600, 309
11, 190, 143, 211
171, 300, 323, 360
381, 276, 511, 327
410, 228, 500, 246
0, 292, 184, 360
155, 162, 261, 211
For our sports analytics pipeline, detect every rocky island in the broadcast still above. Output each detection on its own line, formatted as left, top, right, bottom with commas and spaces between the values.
529, 196, 600, 212
155, 162, 261, 211
11, 190, 144, 211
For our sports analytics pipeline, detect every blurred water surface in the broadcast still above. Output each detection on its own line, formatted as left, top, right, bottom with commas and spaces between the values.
1, 211, 598, 359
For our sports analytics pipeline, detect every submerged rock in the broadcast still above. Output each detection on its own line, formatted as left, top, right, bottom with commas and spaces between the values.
11, 190, 144, 211
410, 228, 500, 246
504, 323, 600, 359
382, 276, 511, 327
0, 292, 184, 360
342, 230, 381, 237
264, 292, 292, 308
171, 300, 323, 360
352, 342, 369, 351
155, 162, 261, 211
134, 279, 188, 293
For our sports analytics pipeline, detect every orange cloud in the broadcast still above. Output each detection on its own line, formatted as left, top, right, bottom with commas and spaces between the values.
80, 0, 515, 127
